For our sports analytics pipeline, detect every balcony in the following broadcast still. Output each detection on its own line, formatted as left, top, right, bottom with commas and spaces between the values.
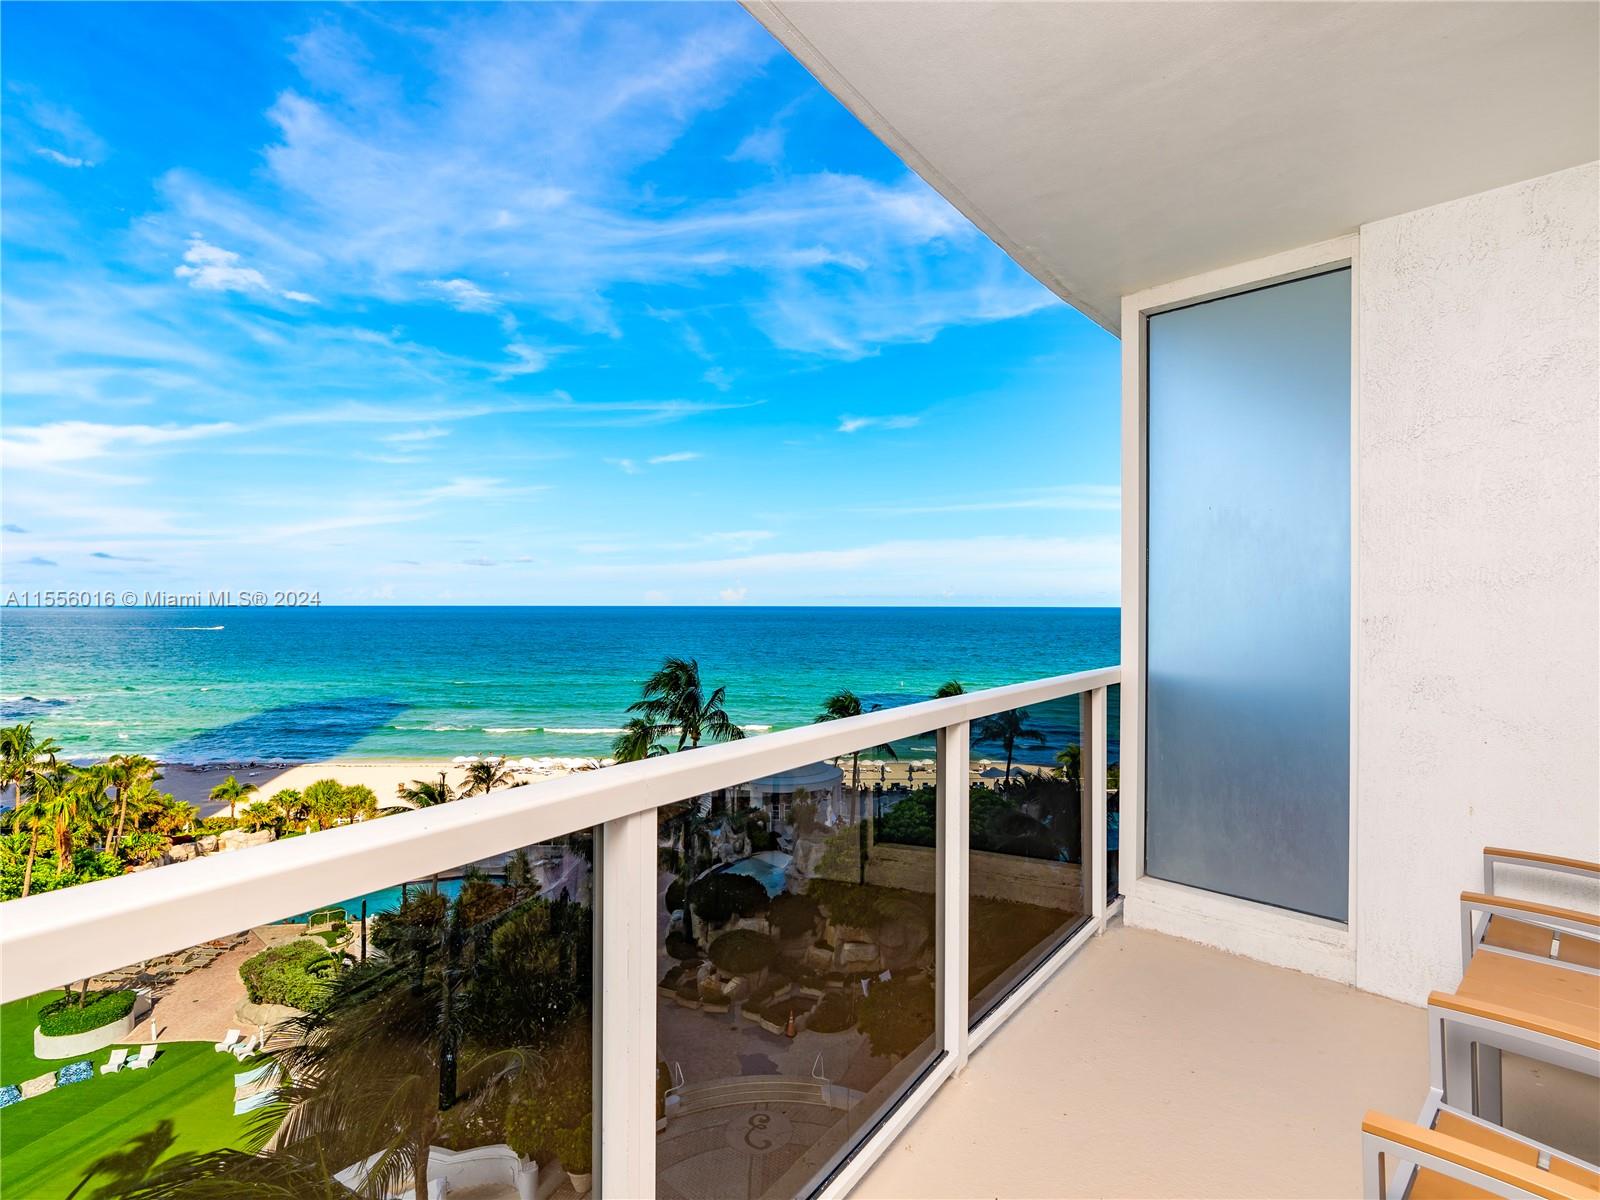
1, 670, 1121, 1199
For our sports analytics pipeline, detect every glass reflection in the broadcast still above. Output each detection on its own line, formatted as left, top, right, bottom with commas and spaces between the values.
0, 837, 594, 1200
656, 734, 940, 1200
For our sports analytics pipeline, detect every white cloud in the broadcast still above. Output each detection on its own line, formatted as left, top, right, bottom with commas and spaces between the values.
702, 366, 732, 391
174, 235, 316, 304
607, 458, 641, 475
496, 342, 548, 378
837, 414, 920, 434
148, 9, 1056, 358
428, 278, 498, 312
37, 148, 90, 168
718, 585, 748, 604
1, 419, 239, 467
862, 485, 1121, 516
648, 451, 701, 465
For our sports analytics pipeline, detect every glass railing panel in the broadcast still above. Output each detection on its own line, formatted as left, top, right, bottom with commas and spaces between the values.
1108, 682, 1122, 903
966, 696, 1093, 1025
655, 728, 943, 1200
0, 832, 595, 1200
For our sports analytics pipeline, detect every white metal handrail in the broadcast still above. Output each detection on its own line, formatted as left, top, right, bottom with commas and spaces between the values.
0, 665, 1116, 1001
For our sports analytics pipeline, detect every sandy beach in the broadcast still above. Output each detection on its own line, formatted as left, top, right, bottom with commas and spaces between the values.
158, 755, 1045, 816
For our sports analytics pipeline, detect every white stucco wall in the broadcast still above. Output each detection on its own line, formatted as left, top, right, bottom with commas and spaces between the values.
1354, 161, 1600, 1004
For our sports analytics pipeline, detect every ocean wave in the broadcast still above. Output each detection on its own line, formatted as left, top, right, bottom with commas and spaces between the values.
483, 726, 544, 734
543, 726, 625, 735
741, 724, 773, 731
177, 625, 225, 631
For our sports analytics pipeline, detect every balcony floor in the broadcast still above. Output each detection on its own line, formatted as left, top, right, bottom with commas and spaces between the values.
853, 921, 1598, 1198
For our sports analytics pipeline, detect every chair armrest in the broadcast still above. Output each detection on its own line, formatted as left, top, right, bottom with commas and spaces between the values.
1462, 891, 1600, 931
1362, 1110, 1600, 1200
1428, 990, 1600, 1052
1485, 847, 1600, 883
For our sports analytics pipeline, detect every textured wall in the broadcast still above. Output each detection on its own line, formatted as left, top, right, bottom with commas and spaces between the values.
1355, 162, 1600, 1004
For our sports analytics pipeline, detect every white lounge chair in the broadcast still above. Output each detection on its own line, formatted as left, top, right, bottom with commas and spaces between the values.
230, 1034, 261, 1061
214, 1029, 243, 1053
100, 1048, 129, 1075
126, 1045, 158, 1070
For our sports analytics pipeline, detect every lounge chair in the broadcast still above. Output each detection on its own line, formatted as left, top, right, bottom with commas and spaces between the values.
126, 1045, 158, 1071
100, 1048, 129, 1075
1363, 1102, 1599, 1199
214, 1029, 243, 1053
230, 1034, 261, 1060
1434, 848, 1600, 1121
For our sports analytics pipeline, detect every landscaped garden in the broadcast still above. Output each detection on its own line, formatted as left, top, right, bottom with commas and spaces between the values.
0, 992, 257, 1198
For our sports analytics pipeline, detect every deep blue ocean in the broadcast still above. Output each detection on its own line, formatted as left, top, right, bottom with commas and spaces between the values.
0, 607, 1119, 765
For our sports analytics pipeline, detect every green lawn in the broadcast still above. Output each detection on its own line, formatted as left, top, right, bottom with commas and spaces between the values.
1, 995, 263, 1198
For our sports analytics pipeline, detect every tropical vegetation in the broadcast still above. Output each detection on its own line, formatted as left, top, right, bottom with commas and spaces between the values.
37, 988, 137, 1037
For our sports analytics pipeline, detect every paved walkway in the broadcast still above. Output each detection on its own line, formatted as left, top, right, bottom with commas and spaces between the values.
127, 936, 262, 1043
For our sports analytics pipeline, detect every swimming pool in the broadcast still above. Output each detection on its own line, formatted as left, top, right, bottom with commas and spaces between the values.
722, 850, 793, 898
279, 877, 470, 923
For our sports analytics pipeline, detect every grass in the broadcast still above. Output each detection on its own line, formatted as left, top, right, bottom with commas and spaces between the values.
1, 995, 263, 1199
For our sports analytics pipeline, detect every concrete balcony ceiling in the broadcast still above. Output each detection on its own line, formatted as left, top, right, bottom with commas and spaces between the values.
746, 0, 1600, 331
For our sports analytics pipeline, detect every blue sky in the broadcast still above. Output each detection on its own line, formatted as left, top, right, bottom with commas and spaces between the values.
0, 2, 1120, 605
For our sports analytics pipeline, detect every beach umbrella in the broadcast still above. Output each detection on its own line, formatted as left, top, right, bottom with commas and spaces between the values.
452, 756, 469, 764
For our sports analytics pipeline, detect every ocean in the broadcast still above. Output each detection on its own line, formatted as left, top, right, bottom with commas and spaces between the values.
0, 606, 1119, 765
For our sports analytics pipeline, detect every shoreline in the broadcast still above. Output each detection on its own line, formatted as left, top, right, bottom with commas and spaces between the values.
157, 754, 1049, 815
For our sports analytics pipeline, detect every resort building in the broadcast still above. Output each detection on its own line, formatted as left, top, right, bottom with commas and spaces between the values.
1, 4, 1595, 1199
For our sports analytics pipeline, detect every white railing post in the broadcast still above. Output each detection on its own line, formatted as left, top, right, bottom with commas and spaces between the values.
937, 720, 971, 1072
597, 809, 656, 1199
1089, 686, 1109, 932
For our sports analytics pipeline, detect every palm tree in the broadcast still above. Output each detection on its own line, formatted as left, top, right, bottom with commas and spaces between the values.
396, 773, 455, 810
105, 753, 160, 850
975, 709, 1047, 782
814, 690, 898, 882
74, 764, 115, 855
933, 680, 966, 699
461, 759, 514, 796
1055, 743, 1083, 791
16, 791, 48, 898
610, 718, 668, 764
625, 657, 746, 752
0, 723, 38, 809
208, 774, 257, 821
37, 763, 84, 872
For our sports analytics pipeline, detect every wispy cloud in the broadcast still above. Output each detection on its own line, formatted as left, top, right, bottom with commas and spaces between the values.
837, 414, 920, 434
2, 524, 28, 534
648, 451, 701, 465
860, 485, 1121, 516
91, 550, 151, 562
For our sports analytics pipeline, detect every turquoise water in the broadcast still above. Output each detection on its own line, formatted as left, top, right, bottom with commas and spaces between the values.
722, 851, 793, 897
278, 877, 469, 923
0, 606, 1119, 764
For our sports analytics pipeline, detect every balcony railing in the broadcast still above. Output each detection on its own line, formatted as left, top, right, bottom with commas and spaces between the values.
0, 666, 1118, 1200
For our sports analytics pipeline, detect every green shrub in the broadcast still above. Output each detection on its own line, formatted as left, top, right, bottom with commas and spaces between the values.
555, 1123, 591, 1174
239, 941, 336, 1010
806, 878, 884, 929
858, 975, 934, 1059
768, 892, 821, 938
195, 816, 238, 835
707, 930, 778, 977
37, 989, 136, 1036
689, 871, 769, 925
807, 990, 855, 1033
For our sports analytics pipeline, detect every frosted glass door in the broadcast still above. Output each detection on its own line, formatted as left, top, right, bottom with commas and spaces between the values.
1144, 269, 1350, 921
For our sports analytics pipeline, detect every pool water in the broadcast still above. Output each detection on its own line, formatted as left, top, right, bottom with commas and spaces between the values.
279, 877, 468, 923
722, 851, 793, 898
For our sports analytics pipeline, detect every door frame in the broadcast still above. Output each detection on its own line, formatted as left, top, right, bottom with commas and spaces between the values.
1118, 234, 1360, 982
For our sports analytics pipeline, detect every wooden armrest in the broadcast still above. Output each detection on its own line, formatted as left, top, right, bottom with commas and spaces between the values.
1429, 990, 1600, 1052
1462, 891, 1600, 929
1485, 848, 1600, 877
1363, 1110, 1600, 1200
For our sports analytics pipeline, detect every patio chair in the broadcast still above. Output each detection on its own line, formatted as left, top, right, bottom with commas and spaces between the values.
100, 1048, 129, 1075
126, 1045, 158, 1071
1362, 1100, 1599, 1200
230, 1034, 261, 1060
214, 1028, 243, 1053
1429, 854, 1600, 1124
1474, 848, 1600, 970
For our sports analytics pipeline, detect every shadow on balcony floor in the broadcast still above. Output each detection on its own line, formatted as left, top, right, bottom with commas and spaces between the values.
853, 922, 1598, 1199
